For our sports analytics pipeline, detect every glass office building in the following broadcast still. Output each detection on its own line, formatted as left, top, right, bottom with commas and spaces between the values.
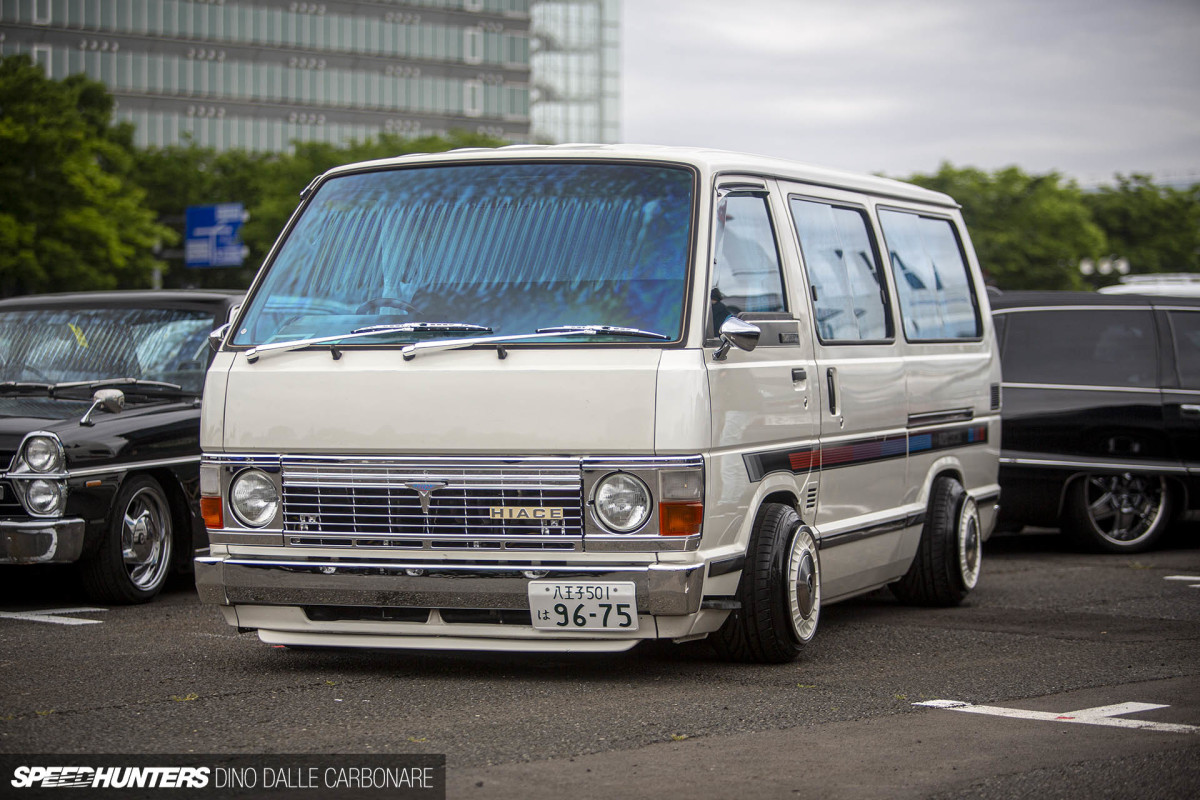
0, 0, 572, 151
529, 0, 618, 144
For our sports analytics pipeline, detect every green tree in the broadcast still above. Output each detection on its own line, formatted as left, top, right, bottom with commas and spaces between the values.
132, 140, 271, 290
1081, 174, 1200, 279
0, 55, 171, 297
904, 163, 1107, 290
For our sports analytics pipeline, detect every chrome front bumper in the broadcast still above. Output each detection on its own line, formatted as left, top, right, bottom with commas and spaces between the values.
0, 518, 86, 564
194, 555, 706, 616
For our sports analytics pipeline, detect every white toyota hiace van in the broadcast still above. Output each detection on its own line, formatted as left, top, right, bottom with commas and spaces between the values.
196, 145, 1001, 662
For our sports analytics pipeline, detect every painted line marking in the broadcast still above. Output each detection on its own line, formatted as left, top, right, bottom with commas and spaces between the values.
1164, 575, 1200, 588
0, 607, 108, 626
914, 700, 1200, 734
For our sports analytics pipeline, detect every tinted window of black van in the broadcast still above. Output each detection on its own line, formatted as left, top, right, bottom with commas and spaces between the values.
1001, 309, 1157, 387
1170, 310, 1200, 389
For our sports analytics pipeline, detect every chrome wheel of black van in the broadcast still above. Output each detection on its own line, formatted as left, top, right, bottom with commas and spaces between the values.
1064, 473, 1171, 553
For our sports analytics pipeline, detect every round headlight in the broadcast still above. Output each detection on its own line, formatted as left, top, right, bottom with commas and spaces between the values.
229, 469, 279, 528
593, 473, 652, 533
26, 479, 65, 516
23, 435, 64, 473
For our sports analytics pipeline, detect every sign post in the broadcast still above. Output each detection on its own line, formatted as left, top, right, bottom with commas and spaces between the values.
185, 203, 249, 268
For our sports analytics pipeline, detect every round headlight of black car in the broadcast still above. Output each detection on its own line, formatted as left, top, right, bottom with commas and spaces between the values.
593, 472, 652, 533
229, 469, 279, 528
26, 479, 65, 516
23, 435, 64, 473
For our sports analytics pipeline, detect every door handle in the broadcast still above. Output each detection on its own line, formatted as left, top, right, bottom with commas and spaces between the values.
792, 368, 807, 382
1182, 404, 1200, 419
826, 368, 838, 416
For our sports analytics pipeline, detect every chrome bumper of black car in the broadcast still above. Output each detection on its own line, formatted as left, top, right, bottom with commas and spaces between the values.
0, 518, 86, 564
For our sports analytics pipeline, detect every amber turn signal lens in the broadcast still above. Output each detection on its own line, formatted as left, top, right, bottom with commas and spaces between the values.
201, 496, 224, 530
659, 501, 703, 536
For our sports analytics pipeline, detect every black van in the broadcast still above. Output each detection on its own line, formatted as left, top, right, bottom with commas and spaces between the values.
991, 291, 1200, 552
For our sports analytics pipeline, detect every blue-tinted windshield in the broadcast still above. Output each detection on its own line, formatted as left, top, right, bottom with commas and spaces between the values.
233, 162, 695, 346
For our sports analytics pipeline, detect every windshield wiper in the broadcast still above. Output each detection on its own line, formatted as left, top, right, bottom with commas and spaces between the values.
243, 323, 493, 363
0, 381, 54, 395
534, 325, 669, 340
49, 378, 189, 398
399, 324, 669, 361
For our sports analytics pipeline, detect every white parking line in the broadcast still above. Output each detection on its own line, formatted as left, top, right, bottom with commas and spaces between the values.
914, 700, 1200, 734
1164, 575, 1200, 588
0, 608, 108, 626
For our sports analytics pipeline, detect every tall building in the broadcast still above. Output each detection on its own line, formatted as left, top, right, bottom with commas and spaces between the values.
0, 0, 546, 151
529, 0, 618, 144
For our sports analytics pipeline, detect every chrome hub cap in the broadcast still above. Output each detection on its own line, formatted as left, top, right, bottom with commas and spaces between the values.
787, 527, 820, 643
958, 497, 981, 590
120, 487, 171, 591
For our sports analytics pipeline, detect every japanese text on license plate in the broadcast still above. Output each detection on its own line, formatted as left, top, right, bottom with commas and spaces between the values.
528, 581, 638, 631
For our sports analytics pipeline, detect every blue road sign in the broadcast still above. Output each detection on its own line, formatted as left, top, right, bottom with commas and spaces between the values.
185, 203, 248, 268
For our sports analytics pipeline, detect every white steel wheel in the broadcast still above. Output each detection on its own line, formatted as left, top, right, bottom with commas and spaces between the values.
787, 525, 821, 644
957, 495, 982, 592
713, 503, 820, 663
892, 476, 979, 607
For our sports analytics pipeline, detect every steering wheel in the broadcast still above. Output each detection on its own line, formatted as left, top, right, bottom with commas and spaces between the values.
21, 363, 54, 382
355, 297, 419, 315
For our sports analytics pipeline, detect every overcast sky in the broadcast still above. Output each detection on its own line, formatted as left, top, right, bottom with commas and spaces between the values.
620, 0, 1200, 185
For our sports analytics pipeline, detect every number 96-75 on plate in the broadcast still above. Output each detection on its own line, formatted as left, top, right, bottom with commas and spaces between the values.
527, 581, 638, 631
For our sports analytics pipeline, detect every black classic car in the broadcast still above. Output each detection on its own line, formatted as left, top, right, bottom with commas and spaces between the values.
0, 290, 240, 602
992, 291, 1200, 552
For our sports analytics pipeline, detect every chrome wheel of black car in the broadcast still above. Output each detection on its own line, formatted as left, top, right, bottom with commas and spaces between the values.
121, 483, 173, 591
1064, 473, 1172, 553
80, 475, 175, 604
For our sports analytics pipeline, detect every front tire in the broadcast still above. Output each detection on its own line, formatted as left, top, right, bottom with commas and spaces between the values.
892, 476, 981, 607
80, 475, 174, 604
1062, 473, 1172, 553
713, 503, 820, 663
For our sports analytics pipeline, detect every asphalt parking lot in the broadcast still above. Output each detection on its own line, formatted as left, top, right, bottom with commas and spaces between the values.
1, 526, 1198, 799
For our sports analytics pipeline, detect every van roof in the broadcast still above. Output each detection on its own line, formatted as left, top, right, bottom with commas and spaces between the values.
317, 144, 959, 208
990, 290, 1200, 311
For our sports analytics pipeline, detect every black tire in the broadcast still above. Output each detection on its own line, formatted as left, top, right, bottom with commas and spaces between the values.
892, 476, 981, 607
1062, 473, 1173, 554
79, 475, 174, 604
713, 503, 820, 664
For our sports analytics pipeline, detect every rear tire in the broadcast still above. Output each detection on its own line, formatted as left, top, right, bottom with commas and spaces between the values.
713, 503, 820, 663
1062, 473, 1172, 554
79, 475, 174, 605
892, 476, 980, 607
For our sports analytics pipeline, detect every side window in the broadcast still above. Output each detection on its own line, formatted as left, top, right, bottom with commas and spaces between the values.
878, 209, 981, 341
710, 193, 786, 331
1001, 309, 1158, 388
1169, 310, 1200, 389
789, 198, 891, 342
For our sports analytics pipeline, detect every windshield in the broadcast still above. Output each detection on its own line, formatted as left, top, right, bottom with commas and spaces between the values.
0, 307, 217, 395
231, 161, 695, 347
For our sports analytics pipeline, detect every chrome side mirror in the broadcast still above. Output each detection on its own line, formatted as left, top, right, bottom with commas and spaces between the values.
713, 317, 761, 361
80, 388, 125, 426
208, 322, 231, 352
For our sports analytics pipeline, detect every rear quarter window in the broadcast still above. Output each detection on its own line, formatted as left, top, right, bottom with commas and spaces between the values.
878, 209, 981, 341
1000, 308, 1158, 388
1168, 310, 1200, 389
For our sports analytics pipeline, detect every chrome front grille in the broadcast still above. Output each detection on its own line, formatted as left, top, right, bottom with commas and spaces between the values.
281, 458, 584, 551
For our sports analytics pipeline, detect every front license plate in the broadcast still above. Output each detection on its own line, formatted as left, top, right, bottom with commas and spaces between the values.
528, 581, 638, 631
